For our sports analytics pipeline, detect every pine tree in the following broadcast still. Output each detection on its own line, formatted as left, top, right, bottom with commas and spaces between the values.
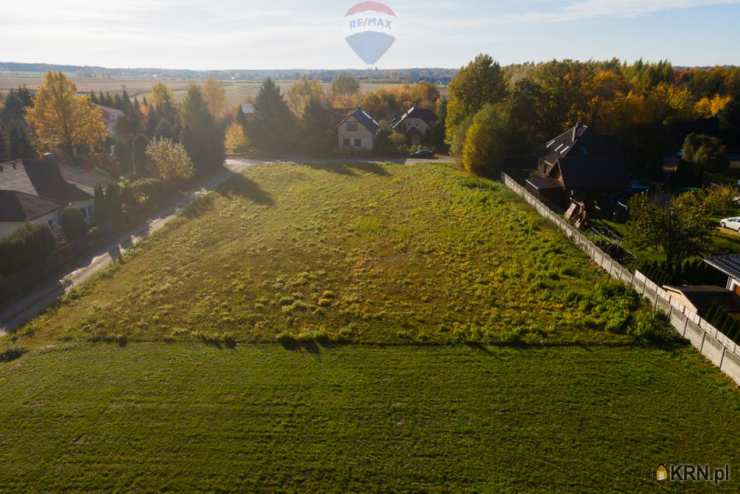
249, 78, 296, 152
6, 125, 35, 160
300, 97, 334, 153
180, 85, 225, 174
105, 183, 123, 230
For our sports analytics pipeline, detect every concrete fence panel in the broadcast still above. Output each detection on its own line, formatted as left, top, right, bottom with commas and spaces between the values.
685, 322, 706, 351
721, 352, 740, 384
702, 335, 726, 367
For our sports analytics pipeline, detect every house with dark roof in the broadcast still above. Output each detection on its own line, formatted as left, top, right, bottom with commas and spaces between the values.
392, 106, 437, 145
705, 254, 740, 295
0, 154, 113, 238
526, 123, 629, 215
0, 190, 63, 238
337, 108, 380, 151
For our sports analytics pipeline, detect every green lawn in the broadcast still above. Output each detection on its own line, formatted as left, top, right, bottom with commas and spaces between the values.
0, 344, 738, 492
2, 162, 739, 492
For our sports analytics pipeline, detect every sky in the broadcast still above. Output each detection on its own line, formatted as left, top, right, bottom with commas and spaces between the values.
1, 0, 740, 70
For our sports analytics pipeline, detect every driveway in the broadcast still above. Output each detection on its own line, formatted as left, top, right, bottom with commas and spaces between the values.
0, 160, 257, 335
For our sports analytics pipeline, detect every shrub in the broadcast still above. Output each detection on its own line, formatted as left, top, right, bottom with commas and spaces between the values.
60, 207, 88, 242
703, 185, 736, 216
0, 223, 56, 276
461, 103, 514, 177
146, 138, 195, 183
629, 310, 680, 345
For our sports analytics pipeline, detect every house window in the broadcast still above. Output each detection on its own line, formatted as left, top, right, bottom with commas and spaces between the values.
354, 138, 362, 147
346, 122, 358, 132
343, 138, 350, 147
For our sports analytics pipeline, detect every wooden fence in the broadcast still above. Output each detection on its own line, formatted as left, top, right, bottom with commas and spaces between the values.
502, 173, 740, 386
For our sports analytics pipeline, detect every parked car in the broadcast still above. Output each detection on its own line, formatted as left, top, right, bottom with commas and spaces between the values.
410, 148, 435, 159
720, 217, 740, 232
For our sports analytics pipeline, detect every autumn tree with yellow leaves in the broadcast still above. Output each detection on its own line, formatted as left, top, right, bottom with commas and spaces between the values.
203, 77, 226, 118
26, 72, 107, 154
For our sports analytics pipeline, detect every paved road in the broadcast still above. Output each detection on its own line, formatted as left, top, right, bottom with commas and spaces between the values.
0, 156, 451, 334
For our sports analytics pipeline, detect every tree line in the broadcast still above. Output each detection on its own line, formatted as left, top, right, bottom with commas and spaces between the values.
444, 55, 740, 177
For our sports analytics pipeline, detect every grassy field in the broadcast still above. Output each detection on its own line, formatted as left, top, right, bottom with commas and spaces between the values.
16, 163, 656, 348
0, 344, 738, 492
2, 162, 739, 492
0, 74, 434, 107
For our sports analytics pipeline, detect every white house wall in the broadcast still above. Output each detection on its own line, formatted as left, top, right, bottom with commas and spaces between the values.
338, 118, 375, 151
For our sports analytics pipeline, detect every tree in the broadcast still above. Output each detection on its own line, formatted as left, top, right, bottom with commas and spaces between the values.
60, 208, 88, 242
105, 183, 123, 229
287, 77, 325, 117
149, 82, 179, 126
332, 75, 360, 96
145, 139, 195, 183
249, 78, 296, 152
695, 94, 731, 118
26, 72, 107, 154
299, 97, 334, 153
154, 119, 176, 140
180, 85, 225, 174
462, 104, 514, 176
224, 121, 250, 153
4, 124, 35, 160
203, 77, 226, 118
719, 95, 740, 147
0, 87, 33, 125
682, 133, 728, 175
446, 54, 507, 153
150, 82, 174, 110
625, 193, 713, 268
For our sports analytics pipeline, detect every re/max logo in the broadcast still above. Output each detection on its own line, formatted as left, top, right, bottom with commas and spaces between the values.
658, 464, 731, 485
349, 18, 392, 30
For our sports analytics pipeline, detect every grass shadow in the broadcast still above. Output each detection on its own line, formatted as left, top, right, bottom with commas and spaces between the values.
278, 338, 321, 354
345, 161, 391, 176
301, 162, 357, 176
300, 161, 392, 177
218, 173, 275, 206
182, 194, 216, 218
0, 347, 26, 362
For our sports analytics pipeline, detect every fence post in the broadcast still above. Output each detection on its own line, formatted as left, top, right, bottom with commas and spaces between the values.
700, 332, 707, 352
720, 347, 727, 369
683, 316, 689, 337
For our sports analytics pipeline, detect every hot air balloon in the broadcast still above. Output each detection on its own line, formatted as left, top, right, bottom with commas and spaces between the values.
344, 1, 397, 65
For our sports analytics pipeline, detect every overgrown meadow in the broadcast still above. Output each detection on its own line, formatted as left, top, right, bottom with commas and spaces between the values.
16, 162, 660, 349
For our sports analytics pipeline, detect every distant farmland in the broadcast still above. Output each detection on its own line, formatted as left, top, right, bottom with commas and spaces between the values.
0, 73, 448, 108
